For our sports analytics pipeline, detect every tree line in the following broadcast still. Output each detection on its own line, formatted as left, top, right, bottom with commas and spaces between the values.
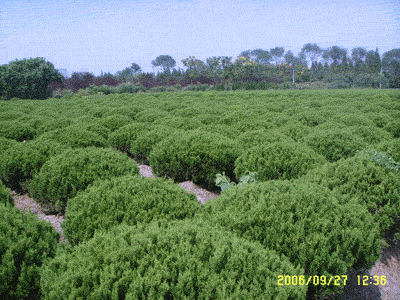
1, 43, 399, 100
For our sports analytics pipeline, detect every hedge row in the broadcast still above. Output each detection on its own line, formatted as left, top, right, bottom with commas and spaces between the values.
62, 175, 200, 247
196, 180, 381, 298
41, 220, 307, 299
29, 147, 140, 214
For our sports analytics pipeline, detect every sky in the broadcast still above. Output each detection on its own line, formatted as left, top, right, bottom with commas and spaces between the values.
1, 0, 399, 77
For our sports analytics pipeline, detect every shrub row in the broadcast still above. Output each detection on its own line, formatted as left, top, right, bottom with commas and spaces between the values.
196, 180, 381, 299
29, 147, 140, 214
0, 204, 59, 300
0, 139, 68, 194
41, 220, 307, 299
302, 153, 400, 234
148, 130, 241, 190
234, 141, 327, 181
62, 174, 200, 247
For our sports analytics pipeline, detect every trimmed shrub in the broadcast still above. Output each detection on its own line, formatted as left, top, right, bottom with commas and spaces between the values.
149, 130, 241, 190
96, 114, 133, 132
276, 120, 311, 142
42, 220, 307, 300
134, 109, 169, 123
236, 129, 294, 149
0, 204, 59, 300
302, 154, 400, 234
303, 127, 366, 162
108, 122, 153, 155
29, 147, 140, 214
197, 180, 381, 299
330, 113, 376, 127
0, 136, 18, 153
384, 120, 400, 138
198, 123, 242, 139
234, 141, 327, 182
365, 138, 400, 162
0, 180, 13, 207
33, 117, 73, 135
35, 125, 107, 148
0, 120, 36, 141
130, 125, 181, 164
63, 175, 200, 246
0, 139, 68, 194
154, 115, 203, 130
348, 125, 393, 144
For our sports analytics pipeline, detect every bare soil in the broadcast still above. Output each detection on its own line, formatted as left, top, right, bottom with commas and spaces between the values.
11, 161, 400, 300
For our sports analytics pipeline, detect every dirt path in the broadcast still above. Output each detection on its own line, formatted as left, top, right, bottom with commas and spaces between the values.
11, 161, 400, 299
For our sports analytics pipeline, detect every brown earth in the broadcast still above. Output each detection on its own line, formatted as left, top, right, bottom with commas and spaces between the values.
11, 160, 400, 300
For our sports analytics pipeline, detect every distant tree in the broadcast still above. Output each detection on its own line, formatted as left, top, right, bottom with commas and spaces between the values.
270, 47, 285, 65
0, 57, 63, 100
351, 47, 367, 71
115, 63, 142, 83
299, 43, 322, 67
365, 48, 381, 74
323, 46, 347, 68
382, 48, 400, 87
152, 55, 176, 72
238, 49, 271, 65
66, 72, 95, 91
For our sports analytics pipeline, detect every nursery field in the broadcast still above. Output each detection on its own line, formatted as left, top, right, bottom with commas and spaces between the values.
1, 89, 400, 299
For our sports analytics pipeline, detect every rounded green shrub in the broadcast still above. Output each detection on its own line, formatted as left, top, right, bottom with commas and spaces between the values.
108, 122, 153, 155
96, 114, 133, 132
29, 147, 140, 214
303, 127, 366, 162
199, 123, 242, 139
149, 130, 241, 190
348, 125, 393, 145
197, 180, 381, 299
302, 155, 400, 234
134, 108, 169, 123
154, 115, 202, 130
0, 140, 68, 194
330, 113, 376, 127
35, 125, 107, 149
234, 141, 327, 182
236, 129, 294, 149
130, 125, 182, 164
33, 117, 73, 135
0, 136, 18, 153
276, 120, 311, 142
42, 219, 307, 300
365, 138, 400, 162
384, 120, 400, 138
63, 174, 200, 246
0, 120, 36, 141
0, 204, 59, 300
0, 180, 13, 207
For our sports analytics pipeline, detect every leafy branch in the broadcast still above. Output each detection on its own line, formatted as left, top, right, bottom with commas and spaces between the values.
215, 171, 259, 191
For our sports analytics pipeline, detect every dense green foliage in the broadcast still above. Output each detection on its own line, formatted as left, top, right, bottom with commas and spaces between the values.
0, 136, 18, 153
234, 141, 327, 181
0, 179, 13, 207
303, 125, 366, 162
0, 120, 37, 141
0, 140, 68, 193
42, 220, 307, 300
302, 154, 400, 234
107, 122, 152, 155
0, 204, 59, 299
196, 180, 381, 298
63, 174, 199, 246
29, 147, 140, 214
236, 129, 294, 149
149, 130, 241, 190
130, 125, 182, 164
35, 125, 107, 148
0, 57, 62, 100
96, 114, 134, 131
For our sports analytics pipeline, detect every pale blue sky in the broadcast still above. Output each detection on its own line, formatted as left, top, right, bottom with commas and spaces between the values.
1, 0, 399, 77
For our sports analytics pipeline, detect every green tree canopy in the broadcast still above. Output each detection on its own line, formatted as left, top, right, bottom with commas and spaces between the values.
0, 57, 62, 100
152, 55, 176, 72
